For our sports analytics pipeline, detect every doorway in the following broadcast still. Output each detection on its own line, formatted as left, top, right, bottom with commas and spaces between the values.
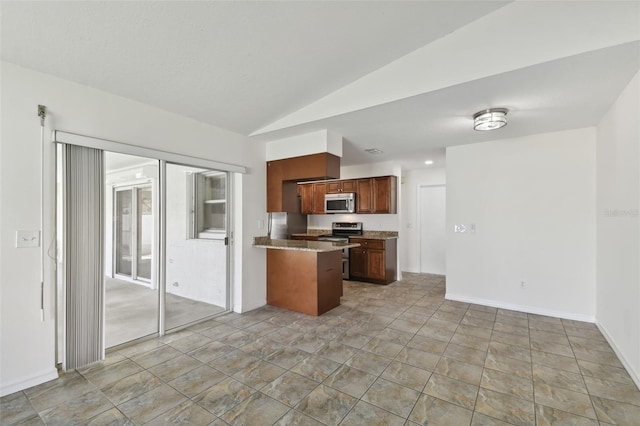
419, 185, 446, 275
113, 184, 153, 283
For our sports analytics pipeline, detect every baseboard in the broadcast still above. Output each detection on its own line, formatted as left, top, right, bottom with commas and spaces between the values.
1, 368, 58, 397
401, 267, 420, 273
445, 293, 596, 323
596, 321, 640, 391
235, 300, 266, 314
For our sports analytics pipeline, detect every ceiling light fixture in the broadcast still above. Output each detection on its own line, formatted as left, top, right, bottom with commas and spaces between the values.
365, 148, 384, 154
473, 108, 508, 131
424, 160, 434, 165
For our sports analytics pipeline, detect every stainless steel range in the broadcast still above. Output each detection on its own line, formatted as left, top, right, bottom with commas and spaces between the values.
317, 222, 363, 279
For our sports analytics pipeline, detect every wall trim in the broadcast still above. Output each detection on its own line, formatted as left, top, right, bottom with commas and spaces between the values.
445, 293, 596, 323
0, 368, 58, 397
596, 321, 640, 391
401, 267, 420, 273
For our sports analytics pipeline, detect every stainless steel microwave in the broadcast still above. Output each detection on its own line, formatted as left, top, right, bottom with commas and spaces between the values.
325, 193, 356, 214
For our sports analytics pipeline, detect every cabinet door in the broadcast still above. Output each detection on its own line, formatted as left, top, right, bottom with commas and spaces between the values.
349, 248, 367, 277
373, 177, 391, 213
341, 180, 357, 193
326, 181, 341, 194
312, 183, 326, 214
299, 184, 314, 214
366, 249, 386, 280
356, 179, 373, 213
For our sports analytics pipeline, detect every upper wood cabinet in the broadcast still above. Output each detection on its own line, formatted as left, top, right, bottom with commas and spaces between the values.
356, 176, 397, 214
326, 179, 356, 194
266, 153, 340, 212
299, 175, 397, 215
300, 182, 326, 214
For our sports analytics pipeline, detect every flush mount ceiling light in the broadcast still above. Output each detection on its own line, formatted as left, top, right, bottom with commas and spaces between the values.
424, 160, 434, 165
473, 108, 508, 131
365, 148, 384, 154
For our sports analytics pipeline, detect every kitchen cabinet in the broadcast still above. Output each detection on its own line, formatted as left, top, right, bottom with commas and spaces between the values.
299, 182, 326, 214
349, 237, 397, 284
326, 179, 356, 194
266, 153, 340, 212
356, 176, 397, 214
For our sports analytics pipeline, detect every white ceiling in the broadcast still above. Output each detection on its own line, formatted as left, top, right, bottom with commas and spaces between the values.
2, 1, 639, 170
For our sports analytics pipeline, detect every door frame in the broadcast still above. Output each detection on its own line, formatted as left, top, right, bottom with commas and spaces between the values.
418, 184, 446, 275
112, 183, 154, 286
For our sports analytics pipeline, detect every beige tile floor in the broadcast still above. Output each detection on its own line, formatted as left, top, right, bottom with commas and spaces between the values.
2, 273, 639, 425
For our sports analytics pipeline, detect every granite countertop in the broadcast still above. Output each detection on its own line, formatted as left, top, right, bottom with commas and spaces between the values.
253, 237, 360, 252
291, 230, 399, 240
356, 231, 398, 240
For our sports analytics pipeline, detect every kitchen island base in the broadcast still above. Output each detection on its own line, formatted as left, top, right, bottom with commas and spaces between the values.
267, 249, 342, 316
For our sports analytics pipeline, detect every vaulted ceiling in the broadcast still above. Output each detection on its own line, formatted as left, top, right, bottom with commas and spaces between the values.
2, 1, 639, 168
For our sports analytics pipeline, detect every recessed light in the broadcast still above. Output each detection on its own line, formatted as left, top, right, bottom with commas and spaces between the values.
365, 148, 383, 154
424, 160, 434, 165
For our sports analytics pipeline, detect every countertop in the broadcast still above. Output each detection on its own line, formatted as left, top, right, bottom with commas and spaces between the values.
253, 237, 360, 252
290, 230, 399, 240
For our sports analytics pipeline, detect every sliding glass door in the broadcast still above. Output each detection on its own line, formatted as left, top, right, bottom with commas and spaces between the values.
114, 184, 153, 283
164, 163, 229, 330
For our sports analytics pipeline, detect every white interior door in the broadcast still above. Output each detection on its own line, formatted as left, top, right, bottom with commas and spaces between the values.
420, 185, 446, 275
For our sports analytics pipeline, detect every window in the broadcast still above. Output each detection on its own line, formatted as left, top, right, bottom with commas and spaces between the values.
190, 171, 227, 239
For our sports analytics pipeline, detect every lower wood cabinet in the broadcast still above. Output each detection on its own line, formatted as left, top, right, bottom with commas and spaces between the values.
349, 237, 397, 284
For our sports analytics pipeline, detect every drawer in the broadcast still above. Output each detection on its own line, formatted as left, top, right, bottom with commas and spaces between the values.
349, 238, 384, 249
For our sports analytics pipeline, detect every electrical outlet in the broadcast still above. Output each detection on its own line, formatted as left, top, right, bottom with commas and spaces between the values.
454, 224, 466, 233
520, 281, 526, 289
172, 282, 179, 287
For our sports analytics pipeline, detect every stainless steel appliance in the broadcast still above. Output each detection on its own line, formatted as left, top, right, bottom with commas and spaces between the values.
318, 222, 363, 279
268, 212, 308, 239
325, 193, 356, 214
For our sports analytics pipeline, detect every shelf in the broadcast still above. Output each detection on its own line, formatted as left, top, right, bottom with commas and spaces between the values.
204, 199, 226, 204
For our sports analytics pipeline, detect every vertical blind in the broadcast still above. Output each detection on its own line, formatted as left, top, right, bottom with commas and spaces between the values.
63, 144, 104, 369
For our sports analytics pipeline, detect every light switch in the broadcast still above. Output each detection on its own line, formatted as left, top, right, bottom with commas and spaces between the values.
16, 230, 40, 248
454, 224, 466, 233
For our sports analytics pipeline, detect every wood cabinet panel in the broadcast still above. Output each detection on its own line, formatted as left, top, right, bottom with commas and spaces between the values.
356, 176, 397, 214
312, 183, 326, 214
299, 182, 326, 214
327, 179, 356, 194
366, 249, 386, 280
356, 179, 374, 213
266, 153, 340, 212
299, 183, 314, 214
349, 238, 397, 285
266, 161, 283, 212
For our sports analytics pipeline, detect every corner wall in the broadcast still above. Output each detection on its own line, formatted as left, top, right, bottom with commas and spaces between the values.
446, 128, 596, 321
0, 62, 266, 395
596, 71, 640, 386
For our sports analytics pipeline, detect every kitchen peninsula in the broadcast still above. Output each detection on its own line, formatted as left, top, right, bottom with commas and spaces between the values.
253, 237, 360, 316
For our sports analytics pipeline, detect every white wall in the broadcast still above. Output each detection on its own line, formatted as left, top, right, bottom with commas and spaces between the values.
400, 168, 446, 273
596, 71, 640, 387
446, 128, 596, 321
0, 62, 266, 395
265, 129, 342, 160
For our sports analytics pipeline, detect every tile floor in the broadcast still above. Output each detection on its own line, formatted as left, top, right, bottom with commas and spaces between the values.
2, 273, 639, 425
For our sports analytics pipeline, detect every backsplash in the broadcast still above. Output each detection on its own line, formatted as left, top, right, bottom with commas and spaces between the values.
307, 213, 399, 232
